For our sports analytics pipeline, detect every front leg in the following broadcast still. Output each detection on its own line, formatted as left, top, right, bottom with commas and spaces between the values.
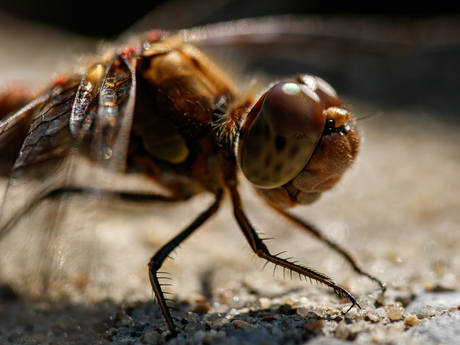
228, 184, 359, 310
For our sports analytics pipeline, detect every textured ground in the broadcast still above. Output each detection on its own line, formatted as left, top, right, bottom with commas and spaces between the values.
0, 11, 459, 345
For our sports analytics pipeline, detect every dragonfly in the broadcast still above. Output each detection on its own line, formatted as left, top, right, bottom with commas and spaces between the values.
0, 16, 386, 334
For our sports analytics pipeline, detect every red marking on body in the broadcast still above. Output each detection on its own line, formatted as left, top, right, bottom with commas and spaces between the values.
144, 30, 166, 43
121, 45, 141, 59
52, 74, 69, 87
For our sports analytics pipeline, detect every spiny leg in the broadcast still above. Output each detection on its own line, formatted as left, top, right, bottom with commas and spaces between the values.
275, 208, 386, 293
228, 185, 359, 310
148, 190, 223, 334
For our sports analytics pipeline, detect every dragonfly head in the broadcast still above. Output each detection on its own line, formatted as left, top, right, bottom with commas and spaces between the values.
238, 75, 360, 208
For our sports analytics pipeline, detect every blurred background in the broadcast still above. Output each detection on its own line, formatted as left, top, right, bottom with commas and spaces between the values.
0, 0, 456, 38
0, 0, 458, 116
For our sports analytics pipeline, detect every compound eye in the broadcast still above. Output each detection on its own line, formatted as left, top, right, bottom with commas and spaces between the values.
239, 82, 326, 188
300, 75, 340, 108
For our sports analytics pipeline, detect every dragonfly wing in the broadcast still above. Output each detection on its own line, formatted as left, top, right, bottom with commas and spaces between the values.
0, 91, 54, 175
0, 54, 137, 299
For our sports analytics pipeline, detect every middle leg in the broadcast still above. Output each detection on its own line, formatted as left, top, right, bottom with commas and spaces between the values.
148, 189, 223, 334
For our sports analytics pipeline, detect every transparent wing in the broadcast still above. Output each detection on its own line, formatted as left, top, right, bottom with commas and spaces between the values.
0, 54, 137, 298
0, 77, 87, 297
0, 90, 53, 175
0, 78, 81, 233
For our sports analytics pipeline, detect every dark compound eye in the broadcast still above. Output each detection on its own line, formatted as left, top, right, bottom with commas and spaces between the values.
238, 82, 326, 188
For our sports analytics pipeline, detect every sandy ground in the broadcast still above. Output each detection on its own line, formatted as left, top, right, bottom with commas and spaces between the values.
0, 11, 460, 345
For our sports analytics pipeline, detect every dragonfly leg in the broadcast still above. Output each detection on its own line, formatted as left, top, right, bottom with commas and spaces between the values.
275, 208, 386, 293
148, 189, 223, 334
228, 185, 359, 310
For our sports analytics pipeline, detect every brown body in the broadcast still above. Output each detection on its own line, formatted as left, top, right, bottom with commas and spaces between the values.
129, 39, 243, 197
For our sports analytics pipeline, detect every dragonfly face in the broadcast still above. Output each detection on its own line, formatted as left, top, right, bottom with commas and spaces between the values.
0, 21, 383, 335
